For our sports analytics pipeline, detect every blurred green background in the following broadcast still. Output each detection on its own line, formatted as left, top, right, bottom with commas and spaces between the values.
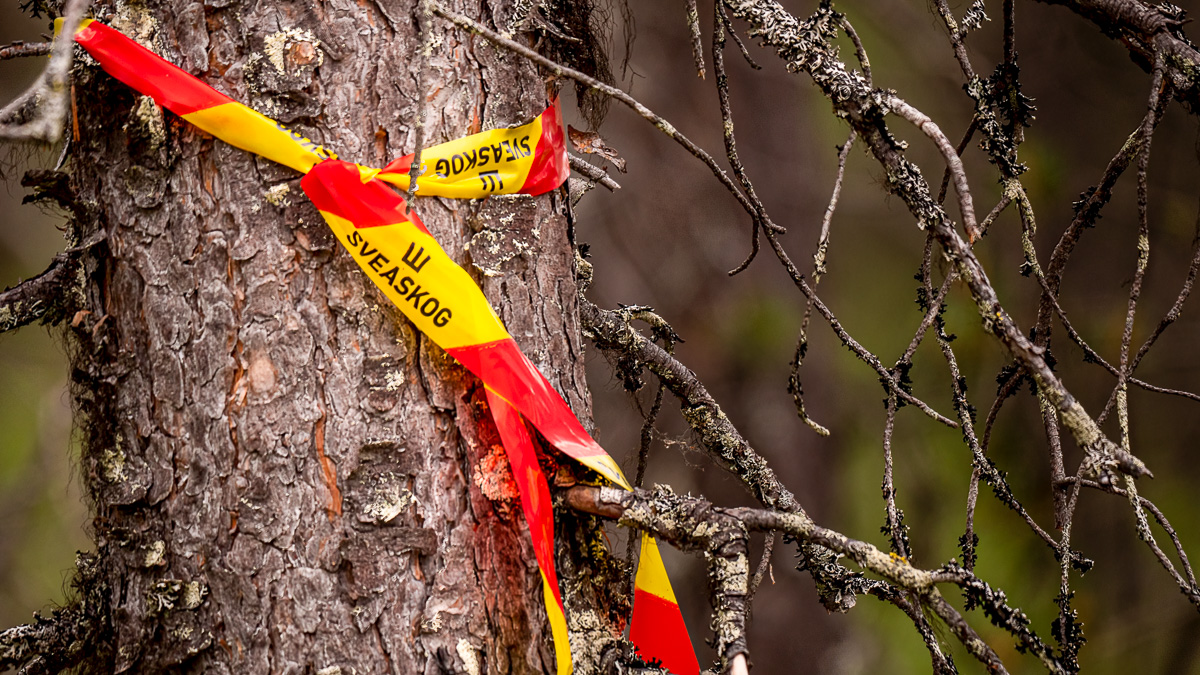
3, 0, 1200, 673
0, 4, 88, 638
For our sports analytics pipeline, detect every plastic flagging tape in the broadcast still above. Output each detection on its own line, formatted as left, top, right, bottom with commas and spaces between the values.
631, 536, 701, 675
62, 18, 694, 674
67, 19, 569, 198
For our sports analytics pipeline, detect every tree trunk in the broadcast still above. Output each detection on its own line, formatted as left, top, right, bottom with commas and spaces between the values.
65, 1, 621, 672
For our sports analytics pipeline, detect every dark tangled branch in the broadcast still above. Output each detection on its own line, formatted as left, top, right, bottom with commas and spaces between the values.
0, 553, 107, 675
0, 247, 84, 333
566, 484, 1080, 674
723, 0, 1149, 484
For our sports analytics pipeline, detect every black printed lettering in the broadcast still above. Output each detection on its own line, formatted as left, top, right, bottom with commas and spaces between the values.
348, 230, 363, 246
397, 276, 414, 295
405, 285, 429, 309
401, 242, 431, 273
435, 158, 449, 178
478, 147, 490, 167
503, 140, 516, 162
357, 240, 379, 259
519, 136, 532, 156
451, 154, 464, 175
479, 170, 502, 192
368, 253, 389, 272
465, 148, 478, 171
380, 266, 399, 285
491, 143, 504, 164
420, 297, 439, 317
433, 308, 452, 327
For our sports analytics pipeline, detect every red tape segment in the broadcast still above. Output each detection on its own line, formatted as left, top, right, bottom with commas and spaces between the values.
488, 390, 572, 674
67, 18, 566, 198
72, 20, 231, 115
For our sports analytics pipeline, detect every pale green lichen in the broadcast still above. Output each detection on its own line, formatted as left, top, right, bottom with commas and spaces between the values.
147, 579, 184, 614
263, 28, 324, 76
182, 580, 206, 610
362, 483, 413, 524
383, 370, 405, 391
130, 95, 165, 153
100, 443, 127, 484
111, 0, 159, 48
0, 301, 23, 332
264, 183, 291, 207
142, 540, 166, 567
467, 227, 533, 277
420, 611, 443, 633
567, 608, 620, 674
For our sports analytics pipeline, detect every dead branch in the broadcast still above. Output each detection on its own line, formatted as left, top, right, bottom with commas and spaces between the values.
0, 553, 106, 675
0, 42, 51, 60
0, 251, 78, 333
0, 0, 89, 142
430, 2, 786, 234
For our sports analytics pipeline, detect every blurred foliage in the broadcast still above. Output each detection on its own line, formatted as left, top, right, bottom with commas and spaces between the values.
0, 4, 86, 633
581, 1, 1200, 673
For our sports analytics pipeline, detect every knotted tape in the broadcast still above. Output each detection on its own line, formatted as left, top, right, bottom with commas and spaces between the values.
60, 18, 699, 675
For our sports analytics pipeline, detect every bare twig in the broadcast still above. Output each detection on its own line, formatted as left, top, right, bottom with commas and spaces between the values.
717, 3, 761, 70
404, 0, 434, 209
431, 3, 783, 234
787, 131, 853, 437
763, 232, 959, 427
568, 154, 622, 191
0, 0, 88, 142
684, 0, 705, 78
887, 97, 979, 242
838, 15, 871, 86
0, 41, 51, 60
713, 0, 771, 275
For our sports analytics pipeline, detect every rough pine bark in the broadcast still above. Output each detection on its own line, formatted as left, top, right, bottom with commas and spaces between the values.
63, 0, 625, 672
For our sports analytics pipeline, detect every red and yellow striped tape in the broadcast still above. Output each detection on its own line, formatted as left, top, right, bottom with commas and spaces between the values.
61, 18, 694, 674
299, 159, 629, 489
631, 535, 701, 675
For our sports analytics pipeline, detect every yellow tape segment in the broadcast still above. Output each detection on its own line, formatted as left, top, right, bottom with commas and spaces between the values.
542, 572, 573, 674
376, 116, 542, 197
635, 534, 679, 604
319, 212, 510, 350
183, 103, 336, 174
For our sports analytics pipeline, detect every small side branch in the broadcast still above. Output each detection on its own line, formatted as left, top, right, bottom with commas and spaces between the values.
569, 154, 622, 191
0, 553, 107, 675
0, 251, 77, 333
0, 42, 51, 60
578, 294, 892, 613
568, 485, 1052, 674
